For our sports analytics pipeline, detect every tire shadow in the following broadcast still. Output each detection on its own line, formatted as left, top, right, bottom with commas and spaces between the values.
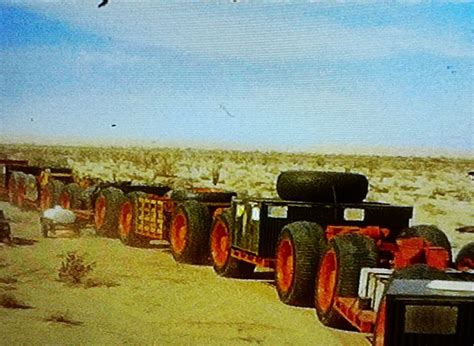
11, 237, 38, 246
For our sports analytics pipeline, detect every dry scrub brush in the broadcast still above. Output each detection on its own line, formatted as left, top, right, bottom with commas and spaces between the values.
58, 251, 95, 285
57, 251, 119, 288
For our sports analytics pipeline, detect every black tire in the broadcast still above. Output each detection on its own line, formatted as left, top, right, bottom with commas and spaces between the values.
79, 186, 98, 211
7, 173, 18, 204
24, 174, 39, 203
9, 171, 27, 207
398, 224, 452, 262
392, 263, 452, 281
276, 171, 369, 203
60, 183, 83, 209
171, 189, 236, 203
50, 180, 65, 206
40, 182, 54, 210
118, 191, 148, 247
170, 200, 212, 264
455, 242, 474, 271
94, 187, 126, 238
210, 210, 255, 278
315, 233, 378, 328
275, 222, 326, 307
41, 179, 63, 209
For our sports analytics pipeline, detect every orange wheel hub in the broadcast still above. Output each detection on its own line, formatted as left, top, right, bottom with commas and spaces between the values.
276, 238, 294, 293
94, 195, 106, 229
317, 249, 338, 313
171, 213, 188, 254
119, 201, 133, 238
211, 220, 230, 268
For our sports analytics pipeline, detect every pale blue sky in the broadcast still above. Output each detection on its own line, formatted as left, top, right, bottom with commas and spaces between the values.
1, 1, 473, 154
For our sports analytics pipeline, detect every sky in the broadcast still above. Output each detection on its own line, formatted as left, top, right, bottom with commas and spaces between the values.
0, 1, 473, 155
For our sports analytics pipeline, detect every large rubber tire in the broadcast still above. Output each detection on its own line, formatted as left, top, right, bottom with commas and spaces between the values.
398, 224, 452, 263
455, 242, 474, 271
171, 189, 236, 203
275, 222, 326, 307
210, 210, 255, 278
7, 173, 18, 204
79, 186, 98, 211
59, 183, 83, 210
315, 233, 378, 328
118, 192, 148, 247
9, 171, 27, 207
40, 180, 65, 209
24, 174, 39, 204
94, 187, 126, 238
16, 172, 27, 208
276, 171, 369, 203
170, 200, 212, 264
373, 264, 451, 346
40, 182, 54, 210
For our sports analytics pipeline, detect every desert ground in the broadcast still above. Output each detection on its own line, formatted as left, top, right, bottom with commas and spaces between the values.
0, 143, 473, 345
1, 201, 369, 345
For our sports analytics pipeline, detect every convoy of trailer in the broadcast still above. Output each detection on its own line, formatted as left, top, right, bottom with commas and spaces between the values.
1, 159, 473, 345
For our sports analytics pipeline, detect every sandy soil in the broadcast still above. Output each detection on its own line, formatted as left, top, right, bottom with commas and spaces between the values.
0, 201, 370, 345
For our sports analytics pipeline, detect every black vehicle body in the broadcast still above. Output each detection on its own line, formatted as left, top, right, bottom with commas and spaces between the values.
381, 276, 474, 346
228, 198, 412, 259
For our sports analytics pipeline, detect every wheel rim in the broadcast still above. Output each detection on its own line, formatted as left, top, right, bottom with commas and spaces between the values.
94, 195, 106, 229
170, 212, 188, 255
211, 220, 230, 269
276, 237, 295, 293
316, 249, 338, 313
119, 201, 133, 239
40, 187, 52, 210
374, 298, 387, 346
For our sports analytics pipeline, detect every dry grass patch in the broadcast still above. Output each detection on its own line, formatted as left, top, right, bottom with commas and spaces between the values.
58, 251, 119, 288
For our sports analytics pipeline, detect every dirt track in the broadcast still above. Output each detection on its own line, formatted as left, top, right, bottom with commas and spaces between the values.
0, 201, 369, 345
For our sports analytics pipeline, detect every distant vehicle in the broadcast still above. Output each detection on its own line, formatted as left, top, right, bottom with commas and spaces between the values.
58, 178, 236, 263
0, 159, 74, 210
92, 182, 235, 263
209, 171, 474, 345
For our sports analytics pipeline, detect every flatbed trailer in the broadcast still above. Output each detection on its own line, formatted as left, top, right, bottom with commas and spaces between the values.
209, 171, 474, 344
92, 183, 236, 264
